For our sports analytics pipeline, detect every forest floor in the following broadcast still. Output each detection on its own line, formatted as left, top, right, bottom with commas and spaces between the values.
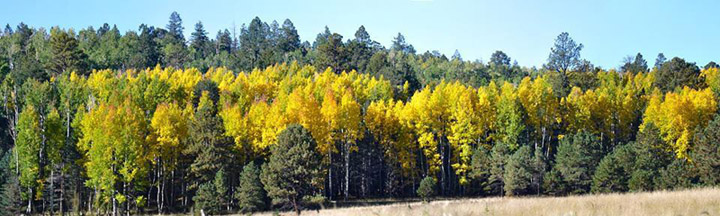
251, 187, 720, 216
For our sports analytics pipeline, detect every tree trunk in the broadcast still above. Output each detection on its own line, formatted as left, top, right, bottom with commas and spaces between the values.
292, 197, 300, 216
344, 138, 350, 200
27, 187, 32, 213
439, 138, 445, 196
328, 151, 333, 200
50, 169, 55, 216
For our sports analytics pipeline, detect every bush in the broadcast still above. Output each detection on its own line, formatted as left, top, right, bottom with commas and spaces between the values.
417, 176, 436, 202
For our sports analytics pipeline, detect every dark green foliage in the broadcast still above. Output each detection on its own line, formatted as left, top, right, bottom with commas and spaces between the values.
166, 11, 184, 42
654, 57, 701, 92
704, 61, 718, 70
416, 176, 436, 202
542, 169, 566, 196
48, 27, 88, 76
549, 131, 602, 194
531, 146, 547, 195
279, 19, 301, 53
261, 124, 323, 215
190, 21, 210, 59
185, 91, 231, 188
489, 142, 510, 196
239, 17, 269, 70
691, 115, 720, 186
469, 146, 491, 194
234, 162, 266, 213
3, 14, 720, 215
628, 124, 672, 191
489, 51, 525, 82
316, 32, 347, 72
654, 159, 697, 190
591, 144, 635, 193
654, 53, 666, 69
545, 32, 583, 95
192, 79, 220, 108
391, 33, 415, 54
546, 32, 583, 74
504, 146, 533, 196
347, 26, 375, 72
621, 53, 648, 73
192, 169, 228, 215
0, 151, 22, 215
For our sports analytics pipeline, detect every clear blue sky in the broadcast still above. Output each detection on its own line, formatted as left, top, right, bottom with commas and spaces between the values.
2, 0, 719, 69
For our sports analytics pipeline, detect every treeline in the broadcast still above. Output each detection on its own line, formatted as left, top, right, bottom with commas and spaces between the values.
0, 12, 719, 215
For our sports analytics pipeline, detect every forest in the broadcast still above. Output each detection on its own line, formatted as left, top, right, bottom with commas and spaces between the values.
0, 11, 719, 215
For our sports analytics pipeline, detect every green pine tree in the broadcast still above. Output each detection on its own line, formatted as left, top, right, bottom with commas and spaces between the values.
261, 124, 323, 215
692, 115, 720, 186
549, 131, 603, 194
504, 146, 533, 196
234, 161, 266, 213
489, 142, 510, 196
591, 144, 634, 193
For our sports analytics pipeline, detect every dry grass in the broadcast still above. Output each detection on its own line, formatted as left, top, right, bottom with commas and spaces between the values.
255, 187, 720, 216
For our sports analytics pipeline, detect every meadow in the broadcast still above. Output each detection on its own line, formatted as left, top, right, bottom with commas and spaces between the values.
260, 187, 720, 216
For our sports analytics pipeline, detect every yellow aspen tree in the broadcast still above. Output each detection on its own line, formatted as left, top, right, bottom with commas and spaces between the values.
641, 87, 717, 159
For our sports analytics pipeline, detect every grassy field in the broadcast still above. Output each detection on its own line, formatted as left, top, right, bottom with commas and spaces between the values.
255, 187, 720, 216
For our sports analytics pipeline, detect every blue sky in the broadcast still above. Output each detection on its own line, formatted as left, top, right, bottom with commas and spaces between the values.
2, 0, 718, 69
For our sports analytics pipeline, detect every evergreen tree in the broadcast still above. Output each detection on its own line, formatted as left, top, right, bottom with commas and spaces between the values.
316, 32, 347, 72
347, 25, 374, 72
691, 115, 720, 186
591, 144, 634, 193
0, 150, 22, 215
391, 33, 415, 54
239, 17, 269, 70
261, 124, 323, 215
531, 146, 547, 195
416, 176, 436, 202
215, 29, 233, 54
193, 168, 229, 214
489, 142, 510, 196
545, 32, 583, 95
185, 90, 231, 189
234, 161, 266, 213
166, 11, 184, 42
48, 27, 88, 76
654, 159, 697, 190
190, 21, 210, 59
193, 183, 218, 215
621, 53, 648, 73
654, 57, 701, 92
469, 146, 492, 194
503, 145, 533, 196
279, 19, 301, 53
549, 131, 602, 194
542, 169, 566, 196
546, 32, 583, 74
628, 123, 672, 191
654, 53, 666, 69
